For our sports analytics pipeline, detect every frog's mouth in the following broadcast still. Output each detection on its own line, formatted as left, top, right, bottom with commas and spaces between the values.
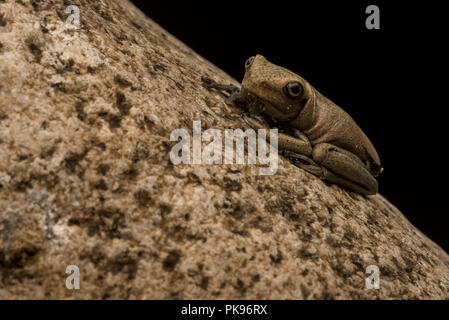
241, 88, 302, 122
243, 89, 301, 122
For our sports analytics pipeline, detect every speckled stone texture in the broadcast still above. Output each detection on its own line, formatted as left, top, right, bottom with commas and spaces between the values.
0, 0, 448, 299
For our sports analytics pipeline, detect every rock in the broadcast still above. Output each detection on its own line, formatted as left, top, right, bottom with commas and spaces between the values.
0, 0, 448, 299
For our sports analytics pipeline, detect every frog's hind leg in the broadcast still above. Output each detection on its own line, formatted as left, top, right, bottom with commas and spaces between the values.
311, 143, 378, 195
283, 151, 325, 178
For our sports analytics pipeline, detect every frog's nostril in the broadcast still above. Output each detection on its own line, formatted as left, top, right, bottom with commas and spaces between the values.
245, 56, 255, 69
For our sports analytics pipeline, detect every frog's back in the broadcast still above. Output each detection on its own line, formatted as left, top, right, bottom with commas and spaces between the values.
298, 88, 381, 169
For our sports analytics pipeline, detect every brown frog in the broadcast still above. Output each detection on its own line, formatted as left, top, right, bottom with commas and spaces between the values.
202, 54, 383, 195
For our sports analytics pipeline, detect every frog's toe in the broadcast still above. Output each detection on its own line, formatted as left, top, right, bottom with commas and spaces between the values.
283, 151, 325, 178
241, 113, 270, 129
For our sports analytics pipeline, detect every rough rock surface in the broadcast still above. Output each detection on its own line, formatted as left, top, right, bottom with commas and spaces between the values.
0, 0, 448, 299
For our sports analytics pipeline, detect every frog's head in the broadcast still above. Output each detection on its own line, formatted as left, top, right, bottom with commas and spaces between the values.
241, 55, 311, 122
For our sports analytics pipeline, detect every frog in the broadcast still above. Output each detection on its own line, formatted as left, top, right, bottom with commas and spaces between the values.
202, 54, 383, 195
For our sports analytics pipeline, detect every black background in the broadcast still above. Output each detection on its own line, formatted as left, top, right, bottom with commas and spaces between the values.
131, 1, 448, 253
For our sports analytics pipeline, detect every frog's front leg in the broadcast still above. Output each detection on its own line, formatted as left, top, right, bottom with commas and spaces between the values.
311, 143, 378, 195
201, 76, 239, 95
242, 113, 323, 178
242, 113, 313, 156
202, 76, 253, 108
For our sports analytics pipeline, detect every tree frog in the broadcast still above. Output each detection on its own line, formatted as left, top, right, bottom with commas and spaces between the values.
202, 54, 383, 195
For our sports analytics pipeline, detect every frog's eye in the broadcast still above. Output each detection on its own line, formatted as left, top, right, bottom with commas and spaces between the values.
245, 56, 255, 69
284, 81, 303, 98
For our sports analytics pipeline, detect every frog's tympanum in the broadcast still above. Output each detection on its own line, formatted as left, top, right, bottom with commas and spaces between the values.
202, 55, 383, 195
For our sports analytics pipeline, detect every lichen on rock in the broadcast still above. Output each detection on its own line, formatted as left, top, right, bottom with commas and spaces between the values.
0, 0, 448, 299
